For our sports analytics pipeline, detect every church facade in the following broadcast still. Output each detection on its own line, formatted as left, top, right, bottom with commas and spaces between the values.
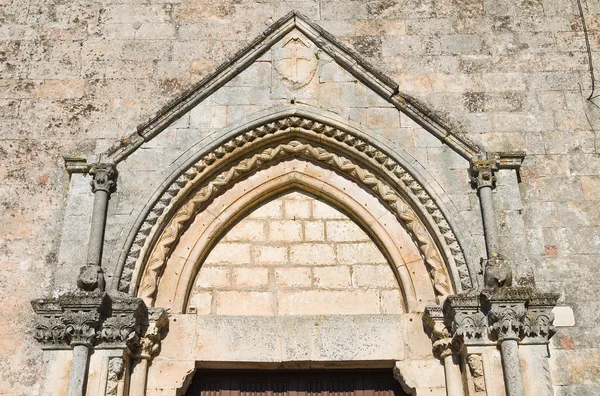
1, 2, 598, 396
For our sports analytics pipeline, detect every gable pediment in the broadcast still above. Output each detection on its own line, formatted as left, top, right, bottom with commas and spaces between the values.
75, 11, 488, 170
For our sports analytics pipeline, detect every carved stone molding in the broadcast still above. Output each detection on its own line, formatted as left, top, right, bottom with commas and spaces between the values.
118, 115, 473, 297
30, 292, 151, 351
442, 289, 560, 348
132, 308, 168, 360
89, 163, 118, 194
423, 305, 453, 359
134, 138, 459, 304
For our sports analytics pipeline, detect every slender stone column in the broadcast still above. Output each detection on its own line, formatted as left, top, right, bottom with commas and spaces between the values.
68, 345, 91, 396
470, 155, 500, 258
484, 293, 528, 396
130, 308, 168, 396
424, 306, 465, 396
78, 163, 117, 292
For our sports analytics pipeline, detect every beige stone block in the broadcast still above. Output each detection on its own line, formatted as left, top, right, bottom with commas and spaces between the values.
248, 200, 283, 219
187, 291, 212, 314
337, 243, 386, 264
278, 290, 380, 315
159, 314, 197, 360
394, 359, 445, 390
146, 360, 196, 390
404, 313, 435, 359
255, 245, 288, 264
325, 220, 370, 242
275, 267, 312, 288
195, 266, 229, 288
190, 104, 227, 129
581, 176, 600, 201
313, 266, 352, 288
204, 243, 251, 265
268, 220, 303, 241
304, 221, 325, 241
216, 291, 274, 315
380, 289, 404, 314
290, 243, 336, 265
352, 264, 398, 288
284, 199, 312, 219
224, 220, 266, 241
232, 267, 270, 288
313, 200, 346, 219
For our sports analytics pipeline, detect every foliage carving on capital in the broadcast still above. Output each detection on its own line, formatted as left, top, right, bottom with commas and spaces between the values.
62, 310, 101, 347
444, 294, 488, 346
89, 163, 118, 194
424, 306, 453, 358
31, 300, 68, 348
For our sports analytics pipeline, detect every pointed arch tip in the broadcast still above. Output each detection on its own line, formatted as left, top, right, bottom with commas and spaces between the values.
56, 10, 505, 170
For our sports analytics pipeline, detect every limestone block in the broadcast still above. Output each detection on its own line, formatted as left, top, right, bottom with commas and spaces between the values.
337, 243, 386, 264
215, 291, 274, 315
224, 220, 267, 241
249, 200, 283, 219
283, 198, 312, 219
325, 220, 370, 242
204, 243, 252, 265
255, 245, 288, 264
275, 267, 312, 288
394, 359, 445, 390
39, 350, 71, 396
304, 221, 325, 241
268, 220, 303, 241
232, 267, 270, 288
278, 290, 380, 315
290, 244, 336, 265
188, 291, 212, 315
195, 266, 230, 288
352, 264, 398, 288
553, 306, 575, 327
313, 266, 352, 288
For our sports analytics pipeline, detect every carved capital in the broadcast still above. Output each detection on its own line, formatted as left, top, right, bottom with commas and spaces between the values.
525, 292, 559, 343
424, 305, 453, 358
89, 163, 117, 194
100, 296, 145, 349
444, 294, 488, 347
470, 154, 499, 190
31, 299, 68, 349
62, 310, 101, 347
482, 290, 529, 342
132, 307, 168, 360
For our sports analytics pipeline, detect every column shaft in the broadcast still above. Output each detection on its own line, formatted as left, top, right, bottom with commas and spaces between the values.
500, 339, 526, 396
443, 354, 465, 396
130, 358, 149, 396
87, 189, 109, 268
478, 184, 499, 257
68, 345, 90, 396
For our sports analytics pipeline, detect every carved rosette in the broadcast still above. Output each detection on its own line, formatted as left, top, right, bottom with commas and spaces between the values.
470, 155, 499, 190
89, 163, 118, 194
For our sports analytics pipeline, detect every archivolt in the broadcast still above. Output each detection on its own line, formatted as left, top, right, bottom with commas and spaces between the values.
117, 114, 473, 296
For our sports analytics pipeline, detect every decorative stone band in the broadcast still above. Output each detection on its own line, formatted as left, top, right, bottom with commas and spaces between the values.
118, 115, 473, 296
30, 292, 157, 352
89, 163, 118, 194
437, 288, 559, 347
137, 140, 453, 304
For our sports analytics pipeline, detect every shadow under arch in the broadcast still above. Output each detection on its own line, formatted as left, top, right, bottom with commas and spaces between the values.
150, 159, 439, 313
115, 106, 479, 300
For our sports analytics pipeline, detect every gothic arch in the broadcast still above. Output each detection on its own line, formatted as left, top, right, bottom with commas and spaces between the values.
113, 108, 479, 308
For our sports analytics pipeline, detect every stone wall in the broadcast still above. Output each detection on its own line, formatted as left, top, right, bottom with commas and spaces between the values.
1, 1, 600, 395
187, 192, 403, 316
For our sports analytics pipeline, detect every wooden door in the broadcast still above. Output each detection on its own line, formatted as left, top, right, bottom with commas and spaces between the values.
184, 370, 409, 396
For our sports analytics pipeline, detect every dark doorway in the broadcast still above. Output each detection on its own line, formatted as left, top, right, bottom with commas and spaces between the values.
185, 370, 409, 396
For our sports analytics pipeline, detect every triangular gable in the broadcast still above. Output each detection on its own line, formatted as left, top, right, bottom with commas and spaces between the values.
91, 11, 485, 167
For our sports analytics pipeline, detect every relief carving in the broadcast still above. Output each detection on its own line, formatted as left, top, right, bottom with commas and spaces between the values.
467, 354, 486, 395
106, 357, 124, 395
274, 37, 317, 89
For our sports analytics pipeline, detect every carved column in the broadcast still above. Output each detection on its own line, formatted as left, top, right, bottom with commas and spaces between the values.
482, 290, 529, 396
79, 163, 117, 292
130, 308, 169, 396
424, 306, 465, 396
60, 292, 110, 396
